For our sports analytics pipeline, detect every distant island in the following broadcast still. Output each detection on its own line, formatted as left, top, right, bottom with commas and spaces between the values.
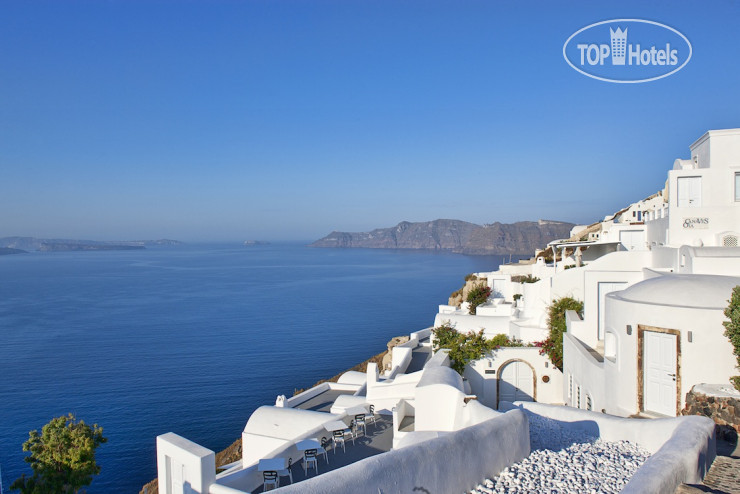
311, 219, 575, 256
243, 240, 270, 246
38, 243, 145, 252
0, 247, 27, 256
0, 237, 184, 252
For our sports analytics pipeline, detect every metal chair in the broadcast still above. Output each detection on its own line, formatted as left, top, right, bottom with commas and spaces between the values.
354, 413, 367, 436
277, 457, 293, 485
344, 419, 357, 444
303, 448, 318, 475
365, 405, 377, 428
319, 437, 330, 463
332, 429, 346, 453
263, 470, 279, 491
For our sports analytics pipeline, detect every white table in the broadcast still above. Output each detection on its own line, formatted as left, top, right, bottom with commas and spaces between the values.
257, 457, 286, 472
296, 437, 329, 463
295, 438, 321, 451
323, 419, 350, 433
345, 405, 369, 417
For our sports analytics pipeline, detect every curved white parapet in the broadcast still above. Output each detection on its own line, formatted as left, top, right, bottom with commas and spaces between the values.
336, 370, 366, 386
329, 393, 369, 415
241, 406, 343, 467
501, 401, 716, 494
274, 410, 530, 494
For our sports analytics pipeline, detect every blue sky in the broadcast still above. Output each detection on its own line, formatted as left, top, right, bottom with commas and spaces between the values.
2, 0, 739, 242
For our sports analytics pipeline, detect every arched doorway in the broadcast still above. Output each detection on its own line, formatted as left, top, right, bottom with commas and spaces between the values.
497, 359, 535, 406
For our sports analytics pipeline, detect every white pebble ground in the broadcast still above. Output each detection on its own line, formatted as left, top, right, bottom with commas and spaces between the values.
469, 412, 651, 494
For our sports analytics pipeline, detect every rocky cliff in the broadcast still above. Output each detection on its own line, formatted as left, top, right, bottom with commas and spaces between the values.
311, 219, 574, 255
312, 219, 479, 251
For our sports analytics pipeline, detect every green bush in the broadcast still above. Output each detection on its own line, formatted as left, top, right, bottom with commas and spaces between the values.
723, 285, 740, 391
513, 294, 522, 301
464, 273, 478, 282
539, 296, 583, 371
466, 283, 491, 315
488, 333, 526, 348
512, 275, 540, 284
432, 324, 492, 374
432, 325, 527, 374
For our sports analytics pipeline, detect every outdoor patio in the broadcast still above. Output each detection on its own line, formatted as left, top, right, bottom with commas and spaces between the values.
252, 415, 394, 492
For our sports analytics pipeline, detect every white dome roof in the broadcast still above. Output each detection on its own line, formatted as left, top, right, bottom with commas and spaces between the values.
610, 274, 740, 310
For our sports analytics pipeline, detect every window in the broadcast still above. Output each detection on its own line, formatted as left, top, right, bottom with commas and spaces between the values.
586, 394, 593, 411
568, 374, 573, 398
735, 172, 740, 202
677, 176, 702, 207
723, 235, 738, 247
576, 385, 581, 408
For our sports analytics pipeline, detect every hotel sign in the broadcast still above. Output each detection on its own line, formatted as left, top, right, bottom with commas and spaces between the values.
682, 217, 709, 229
563, 19, 692, 83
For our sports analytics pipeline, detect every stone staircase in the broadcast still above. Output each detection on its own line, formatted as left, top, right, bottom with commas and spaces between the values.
674, 438, 739, 494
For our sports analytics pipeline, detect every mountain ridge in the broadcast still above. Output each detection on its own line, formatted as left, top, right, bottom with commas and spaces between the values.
0, 237, 183, 252
311, 219, 575, 255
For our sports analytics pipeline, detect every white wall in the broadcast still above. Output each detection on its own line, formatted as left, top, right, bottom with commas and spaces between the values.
157, 433, 216, 494
667, 130, 740, 248
646, 215, 669, 246
508, 322, 549, 343
365, 362, 423, 414
562, 332, 605, 413
270, 410, 531, 494
519, 278, 552, 325
432, 312, 512, 338
465, 347, 563, 409
415, 365, 465, 432
605, 288, 738, 416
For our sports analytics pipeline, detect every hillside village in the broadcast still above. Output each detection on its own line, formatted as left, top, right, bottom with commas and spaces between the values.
154, 129, 740, 494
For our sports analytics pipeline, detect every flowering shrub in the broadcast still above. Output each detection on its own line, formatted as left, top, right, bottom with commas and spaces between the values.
466, 283, 492, 315
539, 297, 583, 371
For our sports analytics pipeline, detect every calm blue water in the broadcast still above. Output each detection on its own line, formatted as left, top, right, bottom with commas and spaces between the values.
0, 244, 515, 492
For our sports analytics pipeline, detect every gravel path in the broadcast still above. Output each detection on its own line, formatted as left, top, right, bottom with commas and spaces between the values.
468, 412, 651, 494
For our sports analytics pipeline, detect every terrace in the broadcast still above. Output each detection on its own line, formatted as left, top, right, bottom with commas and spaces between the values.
251, 415, 394, 492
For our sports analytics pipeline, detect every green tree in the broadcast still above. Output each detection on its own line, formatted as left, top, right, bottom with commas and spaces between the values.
466, 283, 492, 315
11, 414, 107, 494
539, 296, 583, 371
723, 285, 740, 391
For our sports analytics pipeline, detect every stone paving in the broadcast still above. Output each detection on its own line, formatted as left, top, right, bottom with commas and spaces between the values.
674, 436, 739, 494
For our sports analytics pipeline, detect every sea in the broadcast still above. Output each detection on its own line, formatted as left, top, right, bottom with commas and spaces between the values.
0, 243, 519, 493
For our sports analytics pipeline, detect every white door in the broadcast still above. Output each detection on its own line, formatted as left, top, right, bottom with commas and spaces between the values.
644, 331, 678, 416
598, 282, 627, 340
491, 279, 504, 298
619, 230, 645, 251
677, 176, 702, 207
499, 361, 534, 404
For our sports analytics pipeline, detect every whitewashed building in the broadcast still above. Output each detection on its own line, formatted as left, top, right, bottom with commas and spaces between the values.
436, 128, 740, 415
